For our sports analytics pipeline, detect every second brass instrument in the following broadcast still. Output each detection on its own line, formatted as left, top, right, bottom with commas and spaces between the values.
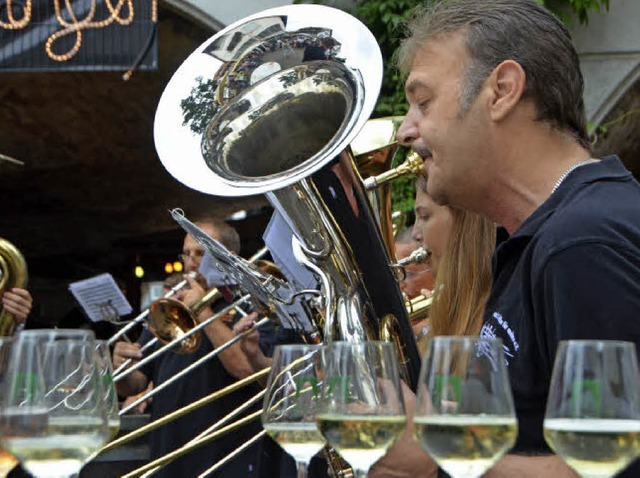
0, 237, 28, 337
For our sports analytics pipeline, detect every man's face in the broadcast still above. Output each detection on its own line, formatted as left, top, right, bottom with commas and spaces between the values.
412, 187, 454, 277
181, 233, 206, 274
181, 224, 221, 275
399, 33, 490, 208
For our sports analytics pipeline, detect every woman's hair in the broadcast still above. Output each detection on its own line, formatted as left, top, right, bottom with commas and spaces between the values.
413, 175, 494, 342
427, 207, 495, 339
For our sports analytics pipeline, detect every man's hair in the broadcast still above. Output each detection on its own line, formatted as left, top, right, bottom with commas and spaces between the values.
398, 0, 589, 149
194, 219, 241, 253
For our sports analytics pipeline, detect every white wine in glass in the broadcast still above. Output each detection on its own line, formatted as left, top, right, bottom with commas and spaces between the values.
317, 341, 406, 478
1, 330, 108, 478
544, 340, 640, 478
262, 344, 325, 478
414, 336, 518, 478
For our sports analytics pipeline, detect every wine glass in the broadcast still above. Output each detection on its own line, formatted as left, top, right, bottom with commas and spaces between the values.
94, 340, 120, 441
414, 336, 518, 478
262, 344, 325, 478
0, 330, 109, 478
0, 337, 19, 478
316, 341, 406, 478
544, 340, 640, 477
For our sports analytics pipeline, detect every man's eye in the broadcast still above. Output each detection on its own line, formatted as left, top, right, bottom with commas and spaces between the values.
417, 99, 429, 112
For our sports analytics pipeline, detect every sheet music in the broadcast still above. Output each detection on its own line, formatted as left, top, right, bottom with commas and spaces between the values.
263, 211, 320, 332
172, 209, 317, 332
263, 211, 318, 290
68, 273, 132, 323
199, 252, 238, 288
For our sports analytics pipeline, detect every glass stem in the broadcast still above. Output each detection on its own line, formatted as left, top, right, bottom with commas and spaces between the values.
354, 469, 368, 478
296, 461, 309, 478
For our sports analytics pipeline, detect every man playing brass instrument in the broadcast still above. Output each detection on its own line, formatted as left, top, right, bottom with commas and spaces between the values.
397, 0, 640, 476
113, 220, 273, 477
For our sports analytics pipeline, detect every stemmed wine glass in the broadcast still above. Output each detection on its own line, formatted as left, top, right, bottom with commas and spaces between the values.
94, 340, 120, 441
0, 329, 109, 478
414, 336, 518, 478
317, 341, 406, 478
262, 344, 326, 478
544, 340, 640, 477
0, 337, 19, 478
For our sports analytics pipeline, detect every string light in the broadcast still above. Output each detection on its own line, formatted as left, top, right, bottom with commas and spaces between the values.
1, 0, 156, 62
134, 265, 144, 278
0, 0, 32, 29
173, 261, 183, 273
164, 262, 173, 274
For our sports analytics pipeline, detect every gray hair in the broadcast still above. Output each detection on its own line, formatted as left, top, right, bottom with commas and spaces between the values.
398, 0, 589, 149
195, 220, 241, 253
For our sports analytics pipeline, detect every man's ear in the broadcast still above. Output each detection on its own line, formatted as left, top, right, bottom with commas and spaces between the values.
487, 60, 526, 122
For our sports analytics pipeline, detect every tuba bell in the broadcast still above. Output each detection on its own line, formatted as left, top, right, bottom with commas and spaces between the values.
0, 238, 28, 337
154, 4, 421, 389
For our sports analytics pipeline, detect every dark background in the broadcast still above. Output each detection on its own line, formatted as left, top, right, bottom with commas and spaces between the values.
0, 4, 270, 325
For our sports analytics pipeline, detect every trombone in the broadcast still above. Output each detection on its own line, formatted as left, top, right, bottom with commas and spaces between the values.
111, 246, 270, 377
107, 272, 195, 346
115, 349, 324, 478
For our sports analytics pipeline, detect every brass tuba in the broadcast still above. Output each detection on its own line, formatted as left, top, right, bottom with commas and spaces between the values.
154, 4, 421, 389
0, 238, 28, 337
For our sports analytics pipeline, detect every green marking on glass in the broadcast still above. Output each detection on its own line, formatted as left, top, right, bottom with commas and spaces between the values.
295, 375, 319, 399
571, 379, 602, 416
435, 375, 462, 408
12, 372, 38, 402
328, 375, 350, 402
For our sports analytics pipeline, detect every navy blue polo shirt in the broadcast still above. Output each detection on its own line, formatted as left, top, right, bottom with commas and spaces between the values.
482, 156, 640, 474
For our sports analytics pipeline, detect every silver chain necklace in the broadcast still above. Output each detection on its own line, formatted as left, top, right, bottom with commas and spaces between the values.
551, 158, 597, 194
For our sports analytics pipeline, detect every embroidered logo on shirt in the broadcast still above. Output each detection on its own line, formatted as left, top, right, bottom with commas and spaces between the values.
481, 311, 520, 365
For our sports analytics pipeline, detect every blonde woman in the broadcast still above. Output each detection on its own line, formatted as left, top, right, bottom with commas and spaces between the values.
370, 177, 495, 478
410, 175, 495, 353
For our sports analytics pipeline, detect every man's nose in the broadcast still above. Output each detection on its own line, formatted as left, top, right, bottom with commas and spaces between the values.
184, 258, 201, 273
397, 114, 418, 146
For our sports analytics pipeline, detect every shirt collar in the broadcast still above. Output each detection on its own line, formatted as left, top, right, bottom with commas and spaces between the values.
511, 155, 630, 240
